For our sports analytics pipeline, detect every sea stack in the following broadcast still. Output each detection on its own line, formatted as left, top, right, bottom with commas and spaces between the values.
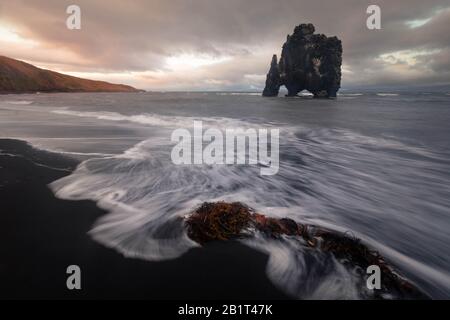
262, 54, 281, 97
262, 23, 342, 98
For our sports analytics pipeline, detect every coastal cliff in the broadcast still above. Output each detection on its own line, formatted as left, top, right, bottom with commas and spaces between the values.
0, 56, 142, 94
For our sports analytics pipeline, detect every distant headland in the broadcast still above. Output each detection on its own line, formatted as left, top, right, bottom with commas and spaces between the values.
0, 55, 142, 94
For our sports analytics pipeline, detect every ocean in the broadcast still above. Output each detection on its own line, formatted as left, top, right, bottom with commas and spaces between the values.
1, 91, 449, 298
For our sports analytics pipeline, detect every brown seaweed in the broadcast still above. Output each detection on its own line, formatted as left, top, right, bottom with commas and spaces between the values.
185, 201, 429, 299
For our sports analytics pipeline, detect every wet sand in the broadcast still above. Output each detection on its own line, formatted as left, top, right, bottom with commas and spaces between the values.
0, 139, 288, 299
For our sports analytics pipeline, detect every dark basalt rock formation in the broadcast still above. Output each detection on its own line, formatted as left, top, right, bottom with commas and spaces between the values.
262, 23, 342, 98
262, 55, 280, 97
186, 201, 429, 299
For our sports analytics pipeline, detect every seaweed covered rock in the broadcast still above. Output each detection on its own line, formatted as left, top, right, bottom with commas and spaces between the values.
185, 202, 252, 244
185, 201, 428, 299
262, 23, 342, 98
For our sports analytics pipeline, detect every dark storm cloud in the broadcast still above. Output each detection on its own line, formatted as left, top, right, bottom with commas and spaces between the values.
1, 0, 449, 89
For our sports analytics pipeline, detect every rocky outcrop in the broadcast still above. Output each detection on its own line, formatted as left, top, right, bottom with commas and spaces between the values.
262, 23, 342, 98
185, 201, 428, 299
262, 55, 280, 97
0, 55, 142, 94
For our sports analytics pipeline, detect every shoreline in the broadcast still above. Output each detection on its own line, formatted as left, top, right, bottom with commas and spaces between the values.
0, 91, 146, 95
0, 138, 288, 299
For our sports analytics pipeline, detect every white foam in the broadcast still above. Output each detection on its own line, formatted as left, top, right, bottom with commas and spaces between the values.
51, 109, 267, 130
47, 118, 450, 298
25, 139, 117, 158
376, 93, 399, 96
3, 100, 34, 105
216, 92, 260, 96
338, 93, 363, 96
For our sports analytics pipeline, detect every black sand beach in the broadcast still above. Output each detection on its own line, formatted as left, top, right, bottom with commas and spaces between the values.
0, 139, 289, 299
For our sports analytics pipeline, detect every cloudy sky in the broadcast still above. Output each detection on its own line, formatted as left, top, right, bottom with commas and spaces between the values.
0, 0, 449, 91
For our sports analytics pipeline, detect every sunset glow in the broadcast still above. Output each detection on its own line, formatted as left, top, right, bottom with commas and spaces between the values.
0, 1, 449, 90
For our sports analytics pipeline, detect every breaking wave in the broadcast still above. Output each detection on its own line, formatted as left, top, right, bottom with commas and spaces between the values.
216, 92, 261, 96
48, 111, 450, 298
376, 93, 399, 96
51, 109, 268, 130
3, 100, 34, 105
